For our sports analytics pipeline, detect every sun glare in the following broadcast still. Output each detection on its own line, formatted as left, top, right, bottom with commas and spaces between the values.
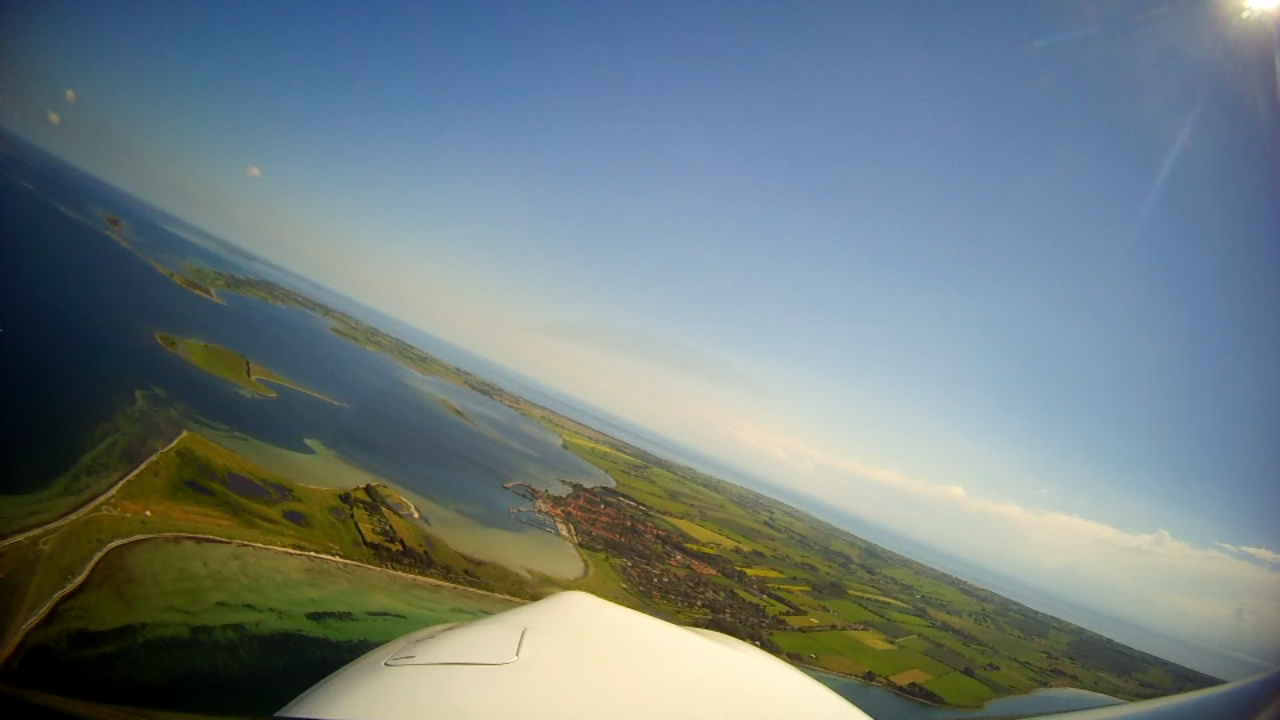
1243, 0, 1280, 16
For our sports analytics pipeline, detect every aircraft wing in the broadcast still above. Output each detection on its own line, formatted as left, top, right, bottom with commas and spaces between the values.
278, 590, 873, 719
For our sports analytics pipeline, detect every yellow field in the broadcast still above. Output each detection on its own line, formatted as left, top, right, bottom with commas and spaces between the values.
890, 668, 933, 685
565, 436, 636, 459
848, 589, 909, 607
663, 516, 745, 549
739, 567, 785, 578
850, 630, 896, 650
782, 615, 826, 628
824, 656, 871, 677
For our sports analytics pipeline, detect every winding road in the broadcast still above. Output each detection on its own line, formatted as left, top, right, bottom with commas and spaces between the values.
0, 431, 190, 549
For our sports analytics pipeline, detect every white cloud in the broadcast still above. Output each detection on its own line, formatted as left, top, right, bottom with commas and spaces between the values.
1217, 543, 1280, 566
46, 109, 60, 126
726, 418, 1280, 665
244, 164, 263, 178
64, 88, 76, 104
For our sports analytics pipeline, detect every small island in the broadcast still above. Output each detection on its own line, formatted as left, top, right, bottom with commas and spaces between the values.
438, 397, 474, 425
154, 333, 339, 405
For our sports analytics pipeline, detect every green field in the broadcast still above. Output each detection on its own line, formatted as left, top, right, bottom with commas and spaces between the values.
923, 671, 999, 707
822, 599, 886, 623
19, 538, 518, 647
775, 630, 950, 675
8, 538, 518, 715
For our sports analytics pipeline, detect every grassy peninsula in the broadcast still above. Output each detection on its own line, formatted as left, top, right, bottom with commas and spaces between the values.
154, 333, 338, 404
187, 269, 507, 397
145, 260, 221, 303
102, 213, 221, 303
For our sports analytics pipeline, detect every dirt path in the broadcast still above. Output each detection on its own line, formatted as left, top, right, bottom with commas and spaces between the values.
0, 431, 189, 549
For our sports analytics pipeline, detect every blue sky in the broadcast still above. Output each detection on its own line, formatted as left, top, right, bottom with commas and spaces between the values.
4, 1, 1278, 675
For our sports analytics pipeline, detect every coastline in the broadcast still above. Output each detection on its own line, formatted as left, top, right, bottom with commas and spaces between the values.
802, 663, 1124, 715
798, 662, 963, 710
187, 428, 584, 578
102, 219, 225, 305
250, 372, 344, 406
0, 428, 530, 664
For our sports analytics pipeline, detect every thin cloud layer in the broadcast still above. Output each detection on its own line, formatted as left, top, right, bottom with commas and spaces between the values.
1218, 543, 1280, 566
537, 322, 749, 388
244, 164, 263, 178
